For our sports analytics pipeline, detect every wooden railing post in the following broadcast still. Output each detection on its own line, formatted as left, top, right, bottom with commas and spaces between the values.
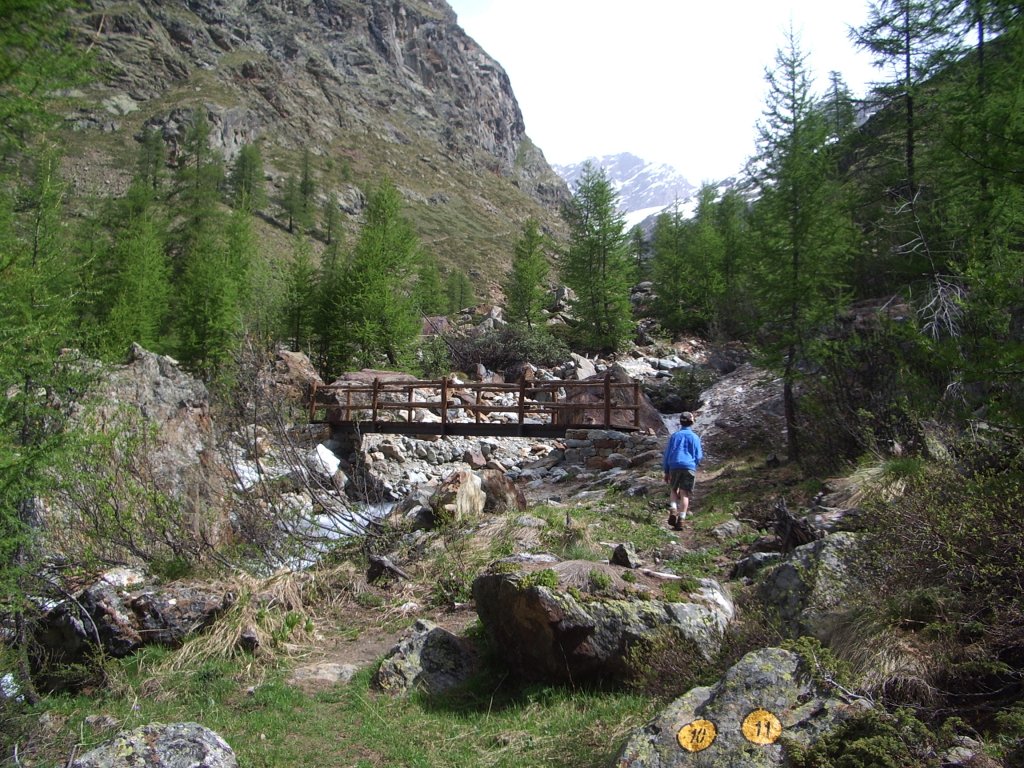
517, 376, 526, 436
406, 385, 414, 423
371, 379, 380, 423
603, 373, 611, 428
441, 376, 449, 430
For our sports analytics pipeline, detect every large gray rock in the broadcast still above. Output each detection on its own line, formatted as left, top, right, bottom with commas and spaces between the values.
472, 571, 733, 683
372, 619, 479, 695
70, 722, 236, 768
758, 532, 863, 643
616, 647, 867, 767
67, 344, 232, 548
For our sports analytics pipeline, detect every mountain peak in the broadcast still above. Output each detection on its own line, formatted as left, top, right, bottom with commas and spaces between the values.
552, 153, 696, 222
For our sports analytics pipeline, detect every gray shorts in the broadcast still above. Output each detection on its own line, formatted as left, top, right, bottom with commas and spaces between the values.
668, 468, 697, 493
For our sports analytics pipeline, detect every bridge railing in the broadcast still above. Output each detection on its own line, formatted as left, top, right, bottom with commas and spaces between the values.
308, 374, 641, 437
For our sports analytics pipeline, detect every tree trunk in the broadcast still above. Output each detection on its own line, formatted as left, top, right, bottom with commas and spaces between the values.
783, 359, 799, 462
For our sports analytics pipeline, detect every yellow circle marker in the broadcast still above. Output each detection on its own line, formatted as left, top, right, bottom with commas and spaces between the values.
742, 708, 783, 745
677, 719, 717, 752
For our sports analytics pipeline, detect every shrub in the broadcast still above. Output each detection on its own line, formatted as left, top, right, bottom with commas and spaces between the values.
624, 627, 717, 702
447, 325, 569, 376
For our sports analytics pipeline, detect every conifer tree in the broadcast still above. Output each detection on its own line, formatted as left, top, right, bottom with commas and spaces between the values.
282, 236, 317, 353
445, 271, 476, 314
314, 236, 348, 378
504, 219, 550, 330
414, 257, 447, 316
105, 208, 172, 354
229, 143, 265, 212
752, 29, 855, 460
337, 180, 421, 369
560, 162, 634, 351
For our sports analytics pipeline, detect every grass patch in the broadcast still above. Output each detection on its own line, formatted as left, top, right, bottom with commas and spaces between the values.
13, 655, 658, 768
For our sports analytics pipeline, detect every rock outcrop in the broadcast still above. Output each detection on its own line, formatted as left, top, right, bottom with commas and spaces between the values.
616, 647, 867, 767
472, 570, 733, 684
758, 532, 864, 644
71, 0, 568, 253
70, 722, 237, 768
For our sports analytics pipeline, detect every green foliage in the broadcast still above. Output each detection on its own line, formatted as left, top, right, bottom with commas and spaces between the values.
445, 269, 476, 314
751, 29, 856, 461
625, 627, 717, 702
790, 707, 939, 768
281, 236, 317, 354
333, 179, 421, 371
103, 207, 172, 356
587, 569, 613, 594
229, 143, 266, 212
0, 0, 89, 156
519, 568, 559, 589
416, 334, 451, 378
413, 256, 446, 316
504, 219, 550, 330
862, 433, 1024, 661
560, 163, 635, 352
651, 188, 726, 335
449, 324, 569, 376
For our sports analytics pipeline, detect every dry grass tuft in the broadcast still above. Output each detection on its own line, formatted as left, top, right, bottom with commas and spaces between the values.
829, 607, 942, 708
156, 564, 364, 676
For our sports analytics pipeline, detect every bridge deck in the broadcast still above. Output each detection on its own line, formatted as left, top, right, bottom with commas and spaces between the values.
309, 374, 642, 438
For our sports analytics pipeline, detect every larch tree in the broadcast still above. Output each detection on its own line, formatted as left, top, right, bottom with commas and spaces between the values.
751, 28, 856, 461
337, 180, 421, 369
504, 219, 550, 331
560, 162, 634, 352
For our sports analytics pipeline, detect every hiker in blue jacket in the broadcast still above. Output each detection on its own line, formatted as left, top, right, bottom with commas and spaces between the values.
663, 411, 703, 529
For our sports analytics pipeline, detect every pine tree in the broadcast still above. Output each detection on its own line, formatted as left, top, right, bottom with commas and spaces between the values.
282, 236, 317, 353
414, 257, 447, 316
560, 162, 634, 352
445, 271, 476, 314
752, 29, 856, 461
337, 180, 421, 369
105, 208, 172, 354
504, 219, 550, 330
229, 142, 266, 212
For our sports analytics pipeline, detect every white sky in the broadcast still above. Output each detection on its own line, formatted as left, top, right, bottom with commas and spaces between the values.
446, 0, 880, 183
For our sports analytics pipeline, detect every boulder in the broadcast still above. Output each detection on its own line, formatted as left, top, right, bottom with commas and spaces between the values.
478, 468, 527, 513
430, 470, 485, 523
259, 348, 323, 417
758, 532, 863, 643
70, 722, 236, 768
611, 543, 642, 569
472, 571, 732, 683
36, 575, 233, 678
616, 647, 867, 767
69, 344, 232, 547
372, 619, 479, 695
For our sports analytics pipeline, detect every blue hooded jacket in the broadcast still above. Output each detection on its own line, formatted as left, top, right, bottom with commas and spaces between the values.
663, 426, 703, 472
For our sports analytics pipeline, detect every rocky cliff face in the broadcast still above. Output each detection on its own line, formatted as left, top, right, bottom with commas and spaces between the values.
70, 0, 567, 276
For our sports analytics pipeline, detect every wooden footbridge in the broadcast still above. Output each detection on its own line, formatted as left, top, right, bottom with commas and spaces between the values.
309, 373, 643, 438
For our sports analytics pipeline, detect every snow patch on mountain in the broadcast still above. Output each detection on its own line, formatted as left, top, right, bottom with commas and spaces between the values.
553, 153, 697, 221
